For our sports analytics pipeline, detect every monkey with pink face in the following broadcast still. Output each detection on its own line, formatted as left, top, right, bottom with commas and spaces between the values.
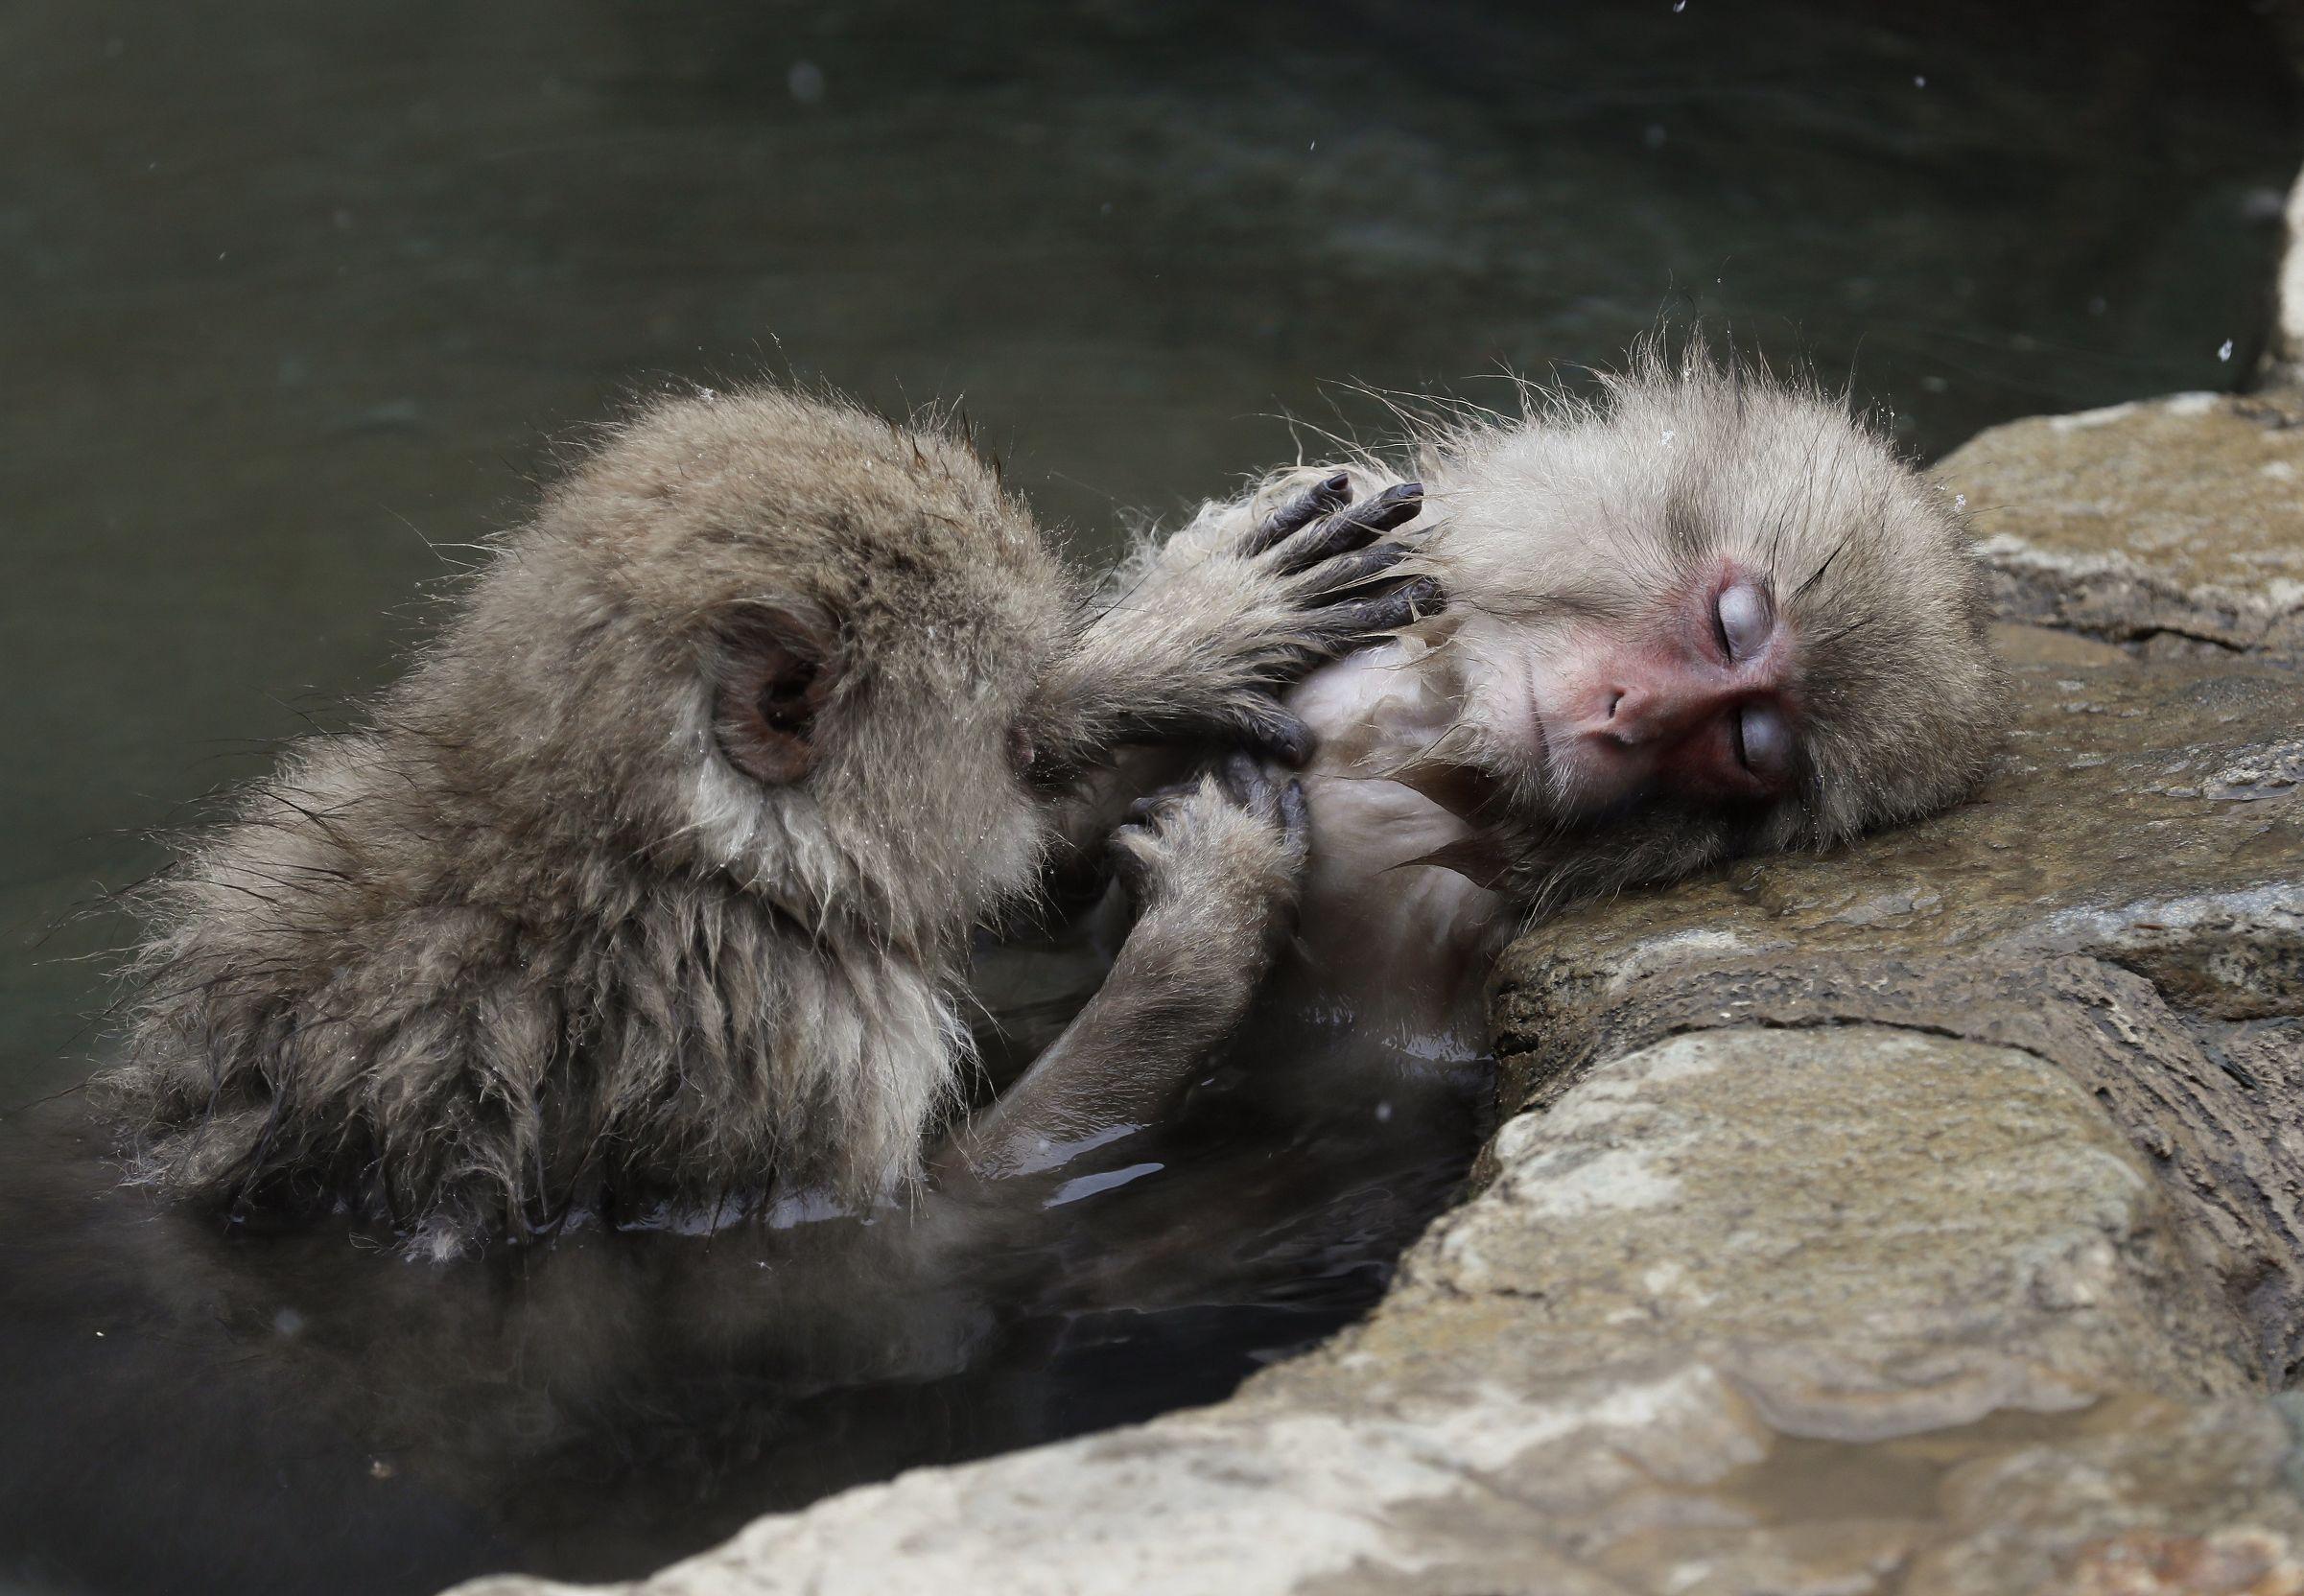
1091, 343, 2004, 1096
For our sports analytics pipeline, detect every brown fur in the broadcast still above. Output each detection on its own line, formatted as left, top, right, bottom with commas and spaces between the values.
94, 387, 1391, 1256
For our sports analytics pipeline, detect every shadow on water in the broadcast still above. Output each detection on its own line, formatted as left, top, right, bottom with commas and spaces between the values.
1, 1, 2296, 1590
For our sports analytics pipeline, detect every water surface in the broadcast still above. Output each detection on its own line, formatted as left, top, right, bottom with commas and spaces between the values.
1, 2, 2295, 1591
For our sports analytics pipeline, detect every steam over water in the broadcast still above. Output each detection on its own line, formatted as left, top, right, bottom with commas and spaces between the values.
1, 1, 2294, 1590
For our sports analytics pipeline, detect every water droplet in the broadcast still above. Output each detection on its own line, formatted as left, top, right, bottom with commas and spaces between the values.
1913, 74, 1927, 87
1660, 429, 1677, 446
1954, 493, 1967, 511
787, 59, 825, 105
1672, 0, 1686, 12
2219, 340, 2235, 362
1308, 139, 1317, 152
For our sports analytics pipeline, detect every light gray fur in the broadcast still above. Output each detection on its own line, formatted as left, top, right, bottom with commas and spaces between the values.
1147, 342, 2005, 927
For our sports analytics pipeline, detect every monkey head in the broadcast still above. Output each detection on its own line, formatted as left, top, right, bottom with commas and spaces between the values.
1380, 350, 2005, 913
417, 389, 1076, 951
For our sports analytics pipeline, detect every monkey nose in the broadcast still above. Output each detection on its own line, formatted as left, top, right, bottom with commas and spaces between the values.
1594, 683, 1695, 746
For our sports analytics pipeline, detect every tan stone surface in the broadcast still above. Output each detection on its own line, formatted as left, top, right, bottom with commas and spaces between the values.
1935, 391, 2304, 650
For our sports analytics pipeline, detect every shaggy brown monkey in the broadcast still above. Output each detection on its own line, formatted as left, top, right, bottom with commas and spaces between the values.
95, 387, 1431, 1256
1124, 345, 2006, 1058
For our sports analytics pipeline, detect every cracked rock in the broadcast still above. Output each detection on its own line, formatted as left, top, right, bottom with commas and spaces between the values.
1934, 391, 2304, 650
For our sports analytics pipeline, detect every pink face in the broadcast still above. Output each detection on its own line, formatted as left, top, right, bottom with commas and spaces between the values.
1530, 558, 1798, 819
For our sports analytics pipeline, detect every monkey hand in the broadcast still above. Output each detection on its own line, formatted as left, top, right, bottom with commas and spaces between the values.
930, 754, 1308, 1184
1109, 752, 1309, 979
1056, 473, 1441, 763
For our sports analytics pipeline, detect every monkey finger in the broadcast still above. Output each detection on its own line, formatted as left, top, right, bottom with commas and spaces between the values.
1217, 750, 1280, 817
1123, 776, 1201, 825
1230, 703, 1315, 766
1241, 472, 1352, 556
1296, 540, 1411, 600
1279, 778, 1309, 848
1309, 575, 1444, 644
1107, 824, 1160, 894
1271, 482, 1423, 575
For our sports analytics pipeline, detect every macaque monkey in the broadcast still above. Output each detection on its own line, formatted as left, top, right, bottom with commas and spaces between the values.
95, 387, 1433, 1256
1122, 345, 2006, 1061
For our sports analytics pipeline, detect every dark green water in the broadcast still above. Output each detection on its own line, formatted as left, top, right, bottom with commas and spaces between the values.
5, 1, 2296, 1100
0, 3, 2295, 1591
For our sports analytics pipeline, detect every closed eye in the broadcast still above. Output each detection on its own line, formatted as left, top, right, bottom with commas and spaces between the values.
1715, 582, 1773, 660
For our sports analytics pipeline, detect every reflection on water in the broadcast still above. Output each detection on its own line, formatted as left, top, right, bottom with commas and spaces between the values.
0, 1, 2295, 1591
0, 1013, 1488, 1593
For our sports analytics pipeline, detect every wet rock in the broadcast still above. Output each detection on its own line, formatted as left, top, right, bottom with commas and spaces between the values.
1934, 391, 2304, 650
1372, 1029, 2257, 1411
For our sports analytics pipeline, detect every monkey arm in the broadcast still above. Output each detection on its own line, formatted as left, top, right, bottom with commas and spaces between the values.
1037, 473, 1437, 765
933, 757, 1305, 1184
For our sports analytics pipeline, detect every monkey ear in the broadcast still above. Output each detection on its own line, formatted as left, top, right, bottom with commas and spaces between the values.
714, 606, 842, 786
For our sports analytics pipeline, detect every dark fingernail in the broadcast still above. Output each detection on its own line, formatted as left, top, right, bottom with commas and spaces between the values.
1268, 717, 1314, 765
1353, 487, 1422, 533
1248, 473, 1353, 554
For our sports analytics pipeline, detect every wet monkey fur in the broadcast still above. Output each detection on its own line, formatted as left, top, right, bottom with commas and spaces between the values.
95, 387, 1434, 1256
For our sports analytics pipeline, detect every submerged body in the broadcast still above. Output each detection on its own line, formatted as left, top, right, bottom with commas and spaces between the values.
1277, 645, 1506, 1057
